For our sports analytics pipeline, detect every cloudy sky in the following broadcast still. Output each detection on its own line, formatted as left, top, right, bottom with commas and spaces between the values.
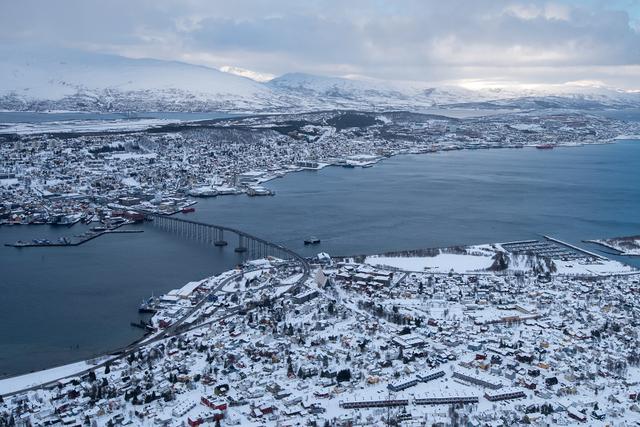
2, 0, 640, 89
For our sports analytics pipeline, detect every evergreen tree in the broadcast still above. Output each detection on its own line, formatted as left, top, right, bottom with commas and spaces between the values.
337, 369, 351, 382
287, 356, 294, 376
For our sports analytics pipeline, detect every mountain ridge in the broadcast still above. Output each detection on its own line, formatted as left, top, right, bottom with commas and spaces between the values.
1, 49, 639, 113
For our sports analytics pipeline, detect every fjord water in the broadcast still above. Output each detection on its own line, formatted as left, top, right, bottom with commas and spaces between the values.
191, 141, 640, 257
1, 140, 639, 377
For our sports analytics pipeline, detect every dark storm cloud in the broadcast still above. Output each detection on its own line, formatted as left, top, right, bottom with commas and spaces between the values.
1, 0, 639, 88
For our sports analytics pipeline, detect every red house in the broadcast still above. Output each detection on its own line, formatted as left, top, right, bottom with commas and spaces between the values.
188, 410, 224, 426
201, 395, 228, 411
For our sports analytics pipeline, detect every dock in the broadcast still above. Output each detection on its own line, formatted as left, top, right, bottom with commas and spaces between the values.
543, 235, 607, 260
4, 223, 143, 248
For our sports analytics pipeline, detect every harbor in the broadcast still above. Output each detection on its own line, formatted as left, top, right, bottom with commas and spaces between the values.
4, 221, 142, 248
1, 141, 640, 378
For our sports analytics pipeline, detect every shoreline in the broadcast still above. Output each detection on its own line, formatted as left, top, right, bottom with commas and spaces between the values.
585, 239, 640, 257
1, 137, 639, 390
0, 265, 250, 394
2, 234, 638, 390
2, 137, 634, 227
254, 136, 635, 192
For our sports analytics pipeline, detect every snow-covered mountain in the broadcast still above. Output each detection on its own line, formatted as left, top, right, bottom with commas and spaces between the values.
0, 48, 284, 112
266, 73, 492, 108
1, 49, 639, 112
268, 73, 640, 110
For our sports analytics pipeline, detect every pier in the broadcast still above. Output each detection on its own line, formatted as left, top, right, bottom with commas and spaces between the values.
4, 223, 142, 248
543, 235, 607, 260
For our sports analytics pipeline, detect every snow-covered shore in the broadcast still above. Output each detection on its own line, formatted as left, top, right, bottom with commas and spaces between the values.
0, 359, 111, 395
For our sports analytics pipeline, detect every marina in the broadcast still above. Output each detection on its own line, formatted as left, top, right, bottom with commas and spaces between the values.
501, 236, 606, 261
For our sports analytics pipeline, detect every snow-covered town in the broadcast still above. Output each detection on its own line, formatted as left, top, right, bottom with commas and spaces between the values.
3, 2, 640, 426
2, 109, 640, 227
1, 238, 639, 426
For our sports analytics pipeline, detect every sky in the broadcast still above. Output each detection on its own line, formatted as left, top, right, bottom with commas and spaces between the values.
2, 0, 640, 89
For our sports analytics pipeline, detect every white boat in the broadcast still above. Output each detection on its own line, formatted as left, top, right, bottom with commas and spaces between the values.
55, 213, 83, 226
188, 186, 218, 197
247, 186, 274, 196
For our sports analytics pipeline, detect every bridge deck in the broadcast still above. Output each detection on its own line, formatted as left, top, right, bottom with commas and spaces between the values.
143, 212, 310, 286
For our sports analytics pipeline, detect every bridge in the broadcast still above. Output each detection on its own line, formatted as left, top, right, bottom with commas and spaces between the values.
145, 212, 310, 285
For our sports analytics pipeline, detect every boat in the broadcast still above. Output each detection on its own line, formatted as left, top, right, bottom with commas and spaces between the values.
536, 144, 555, 149
53, 213, 83, 226
188, 187, 218, 197
304, 236, 321, 245
130, 320, 155, 332
247, 186, 274, 196
181, 207, 196, 213
216, 187, 240, 195
138, 297, 158, 314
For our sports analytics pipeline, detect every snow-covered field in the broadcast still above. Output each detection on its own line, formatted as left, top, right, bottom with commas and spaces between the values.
0, 178, 19, 187
365, 253, 494, 273
364, 241, 639, 277
554, 258, 638, 275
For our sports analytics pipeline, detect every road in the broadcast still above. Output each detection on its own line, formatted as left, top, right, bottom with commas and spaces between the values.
2, 258, 310, 397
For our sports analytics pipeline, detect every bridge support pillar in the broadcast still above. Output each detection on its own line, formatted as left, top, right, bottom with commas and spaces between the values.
214, 228, 228, 246
250, 239, 257, 258
235, 234, 248, 253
